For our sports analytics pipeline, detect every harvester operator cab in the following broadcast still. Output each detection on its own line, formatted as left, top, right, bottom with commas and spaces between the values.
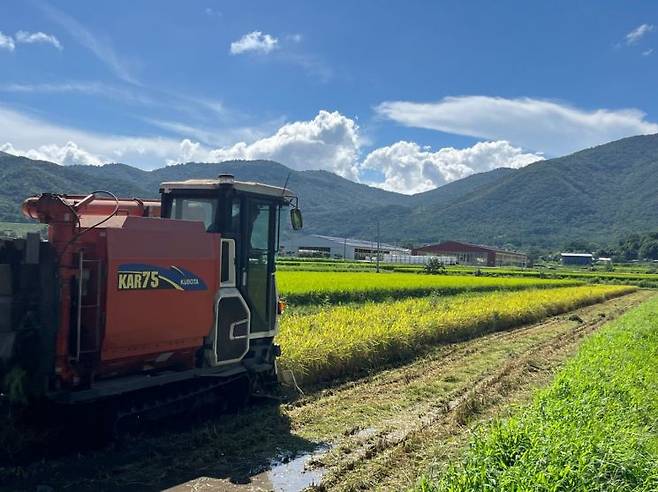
159, 175, 300, 341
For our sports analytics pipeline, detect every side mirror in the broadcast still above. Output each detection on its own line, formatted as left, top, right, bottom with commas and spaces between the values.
290, 208, 303, 230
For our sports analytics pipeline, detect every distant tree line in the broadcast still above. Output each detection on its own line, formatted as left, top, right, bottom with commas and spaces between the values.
530, 231, 658, 264
560, 232, 658, 262
615, 232, 658, 261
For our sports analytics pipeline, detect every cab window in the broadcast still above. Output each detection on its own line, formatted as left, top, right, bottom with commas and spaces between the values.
171, 198, 216, 231
249, 204, 270, 251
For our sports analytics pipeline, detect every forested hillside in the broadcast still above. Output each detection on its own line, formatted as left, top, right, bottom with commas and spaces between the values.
2, 133, 658, 248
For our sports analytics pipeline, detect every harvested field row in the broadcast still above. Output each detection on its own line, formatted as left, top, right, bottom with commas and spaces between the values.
277, 271, 581, 305
421, 293, 658, 491
277, 284, 636, 385
310, 291, 655, 491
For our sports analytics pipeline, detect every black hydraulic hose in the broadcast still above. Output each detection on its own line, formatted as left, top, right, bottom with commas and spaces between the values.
76, 190, 121, 234
58, 190, 120, 265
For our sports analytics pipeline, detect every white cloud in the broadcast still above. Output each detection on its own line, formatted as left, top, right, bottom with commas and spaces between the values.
15, 31, 62, 50
0, 82, 234, 127
178, 139, 202, 163
0, 105, 191, 168
376, 96, 658, 156
230, 31, 278, 55
169, 111, 538, 190
0, 31, 62, 52
0, 105, 361, 176
1, 141, 101, 166
204, 7, 221, 17
145, 117, 278, 147
0, 32, 15, 51
643, 48, 654, 56
201, 110, 361, 179
230, 31, 330, 80
0, 82, 153, 105
1, 101, 649, 194
39, 3, 138, 84
146, 120, 223, 146
626, 24, 654, 45
362, 140, 542, 194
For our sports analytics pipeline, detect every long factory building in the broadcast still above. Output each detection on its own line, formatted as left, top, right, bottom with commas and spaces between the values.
281, 234, 409, 260
412, 240, 528, 267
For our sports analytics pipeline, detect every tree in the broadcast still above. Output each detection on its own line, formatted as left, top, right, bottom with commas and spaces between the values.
617, 233, 641, 261
526, 247, 548, 266
562, 240, 595, 253
639, 240, 658, 260
424, 258, 447, 275
595, 247, 615, 258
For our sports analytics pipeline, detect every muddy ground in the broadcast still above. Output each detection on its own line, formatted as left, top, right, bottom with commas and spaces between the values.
1, 290, 654, 492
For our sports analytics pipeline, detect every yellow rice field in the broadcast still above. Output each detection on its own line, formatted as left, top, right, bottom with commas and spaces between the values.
277, 284, 636, 385
277, 271, 581, 305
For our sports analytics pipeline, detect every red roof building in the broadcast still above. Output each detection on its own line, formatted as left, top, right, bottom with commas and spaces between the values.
412, 241, 527, 267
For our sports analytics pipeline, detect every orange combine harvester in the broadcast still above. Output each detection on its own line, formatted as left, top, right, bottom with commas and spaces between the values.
0, 175, 302, 424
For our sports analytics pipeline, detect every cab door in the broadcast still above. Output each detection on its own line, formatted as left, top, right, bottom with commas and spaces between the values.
240, 199, 277, 336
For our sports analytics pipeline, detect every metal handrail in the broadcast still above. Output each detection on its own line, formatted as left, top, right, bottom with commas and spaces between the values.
74, 253, 104, 360
75, 250, 83, 362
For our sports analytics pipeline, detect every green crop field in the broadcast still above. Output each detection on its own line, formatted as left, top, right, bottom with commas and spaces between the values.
277, 284, 635, 385
276, 271, 582, 305
277, 258, 658, 287
419, 294, 658, 491
277, 258, 424, 274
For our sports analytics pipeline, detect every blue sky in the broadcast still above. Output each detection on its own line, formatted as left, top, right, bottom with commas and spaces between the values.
1, 1, 657, 193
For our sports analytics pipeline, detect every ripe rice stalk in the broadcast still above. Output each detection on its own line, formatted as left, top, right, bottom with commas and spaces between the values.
277, 285, 636, 385
277, 271, 582, 305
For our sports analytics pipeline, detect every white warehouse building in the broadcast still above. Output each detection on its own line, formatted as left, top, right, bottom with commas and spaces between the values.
281, 234, 410, 260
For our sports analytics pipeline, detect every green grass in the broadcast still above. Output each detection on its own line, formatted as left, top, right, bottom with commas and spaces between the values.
277, 285, 635, 385
277, 258, 425, 274
276, 258, 658, 287
276, 271, 582, 305
419, 294, 658, 491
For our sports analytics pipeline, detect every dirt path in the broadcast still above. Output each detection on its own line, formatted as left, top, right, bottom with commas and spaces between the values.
288, 290, 655, 491
1, 290, 653, 492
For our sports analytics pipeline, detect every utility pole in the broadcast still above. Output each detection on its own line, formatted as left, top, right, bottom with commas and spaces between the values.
343, 237, 347, 261
376, 220, 381, 273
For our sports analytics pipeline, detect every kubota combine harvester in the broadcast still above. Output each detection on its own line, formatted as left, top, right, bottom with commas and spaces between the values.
0, 175, 302, 422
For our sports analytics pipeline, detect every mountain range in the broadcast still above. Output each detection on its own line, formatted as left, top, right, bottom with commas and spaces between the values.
1, 132, 658, 249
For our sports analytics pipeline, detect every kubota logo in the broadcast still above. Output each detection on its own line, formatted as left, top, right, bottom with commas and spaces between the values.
117, 264, 206, 291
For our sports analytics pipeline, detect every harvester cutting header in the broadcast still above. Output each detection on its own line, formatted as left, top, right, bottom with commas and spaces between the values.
0, 175, 302, 416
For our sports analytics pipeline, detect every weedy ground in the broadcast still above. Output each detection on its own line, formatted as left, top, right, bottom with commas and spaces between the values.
0, 289, 651, 491
418, 291, 658, 491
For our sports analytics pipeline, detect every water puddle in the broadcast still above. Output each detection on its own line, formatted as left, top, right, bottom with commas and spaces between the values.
166, 446, 328, 492
351, 426, 378, 441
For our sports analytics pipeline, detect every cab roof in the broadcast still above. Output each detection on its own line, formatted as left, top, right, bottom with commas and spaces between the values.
159, 178, 295, 200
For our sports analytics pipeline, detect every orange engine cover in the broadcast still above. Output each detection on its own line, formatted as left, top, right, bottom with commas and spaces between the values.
100, 216, 220, 376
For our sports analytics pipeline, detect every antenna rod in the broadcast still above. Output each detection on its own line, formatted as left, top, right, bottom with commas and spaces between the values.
281, 171, 292, 199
